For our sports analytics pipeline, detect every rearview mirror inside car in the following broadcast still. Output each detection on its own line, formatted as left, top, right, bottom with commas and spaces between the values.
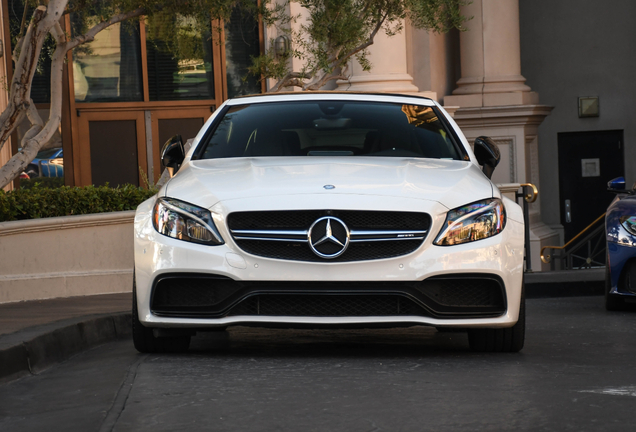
161, 135, 185, 177
473, 136, 500, 179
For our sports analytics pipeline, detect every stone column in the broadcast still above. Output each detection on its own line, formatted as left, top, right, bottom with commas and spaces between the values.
445, 0, 538, 107
336, 25, 435, 99
445, 0, 557, 271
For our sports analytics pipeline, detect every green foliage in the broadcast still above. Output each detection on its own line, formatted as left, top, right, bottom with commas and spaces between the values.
0, 183, 157, 222
19, 176, 65, 189
16, 0, 465, 93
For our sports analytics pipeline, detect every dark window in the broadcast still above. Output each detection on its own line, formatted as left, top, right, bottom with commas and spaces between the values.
199, 101, 461, 160
146, 13, 215, 101
225, 6, 261, 98
71, 5, 143, 103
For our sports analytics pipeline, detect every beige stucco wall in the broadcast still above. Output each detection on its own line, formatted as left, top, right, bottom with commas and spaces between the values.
0, 211, 135, 303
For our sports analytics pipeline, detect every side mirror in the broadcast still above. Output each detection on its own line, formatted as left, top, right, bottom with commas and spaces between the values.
473, 136, 500, 179
161, 135, 185, 177
607, 177, 626, 192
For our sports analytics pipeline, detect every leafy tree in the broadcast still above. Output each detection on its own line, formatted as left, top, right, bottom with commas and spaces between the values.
0, 0, 467, 189
252, 0, 469, 91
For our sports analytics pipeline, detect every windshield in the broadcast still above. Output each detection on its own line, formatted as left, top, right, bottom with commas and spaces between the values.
36, 148, 62, 159
198, 101, 464, 160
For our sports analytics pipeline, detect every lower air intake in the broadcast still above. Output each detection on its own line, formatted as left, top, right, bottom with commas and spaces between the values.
150, 273, 506, 319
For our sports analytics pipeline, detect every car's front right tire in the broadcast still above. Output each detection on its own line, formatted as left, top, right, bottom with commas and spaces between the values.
132, 274, 190, 353
467, 286, 525, 353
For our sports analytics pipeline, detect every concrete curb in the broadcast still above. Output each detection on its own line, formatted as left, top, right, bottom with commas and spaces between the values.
0, 313, 131, 383
525, 269, 605, 298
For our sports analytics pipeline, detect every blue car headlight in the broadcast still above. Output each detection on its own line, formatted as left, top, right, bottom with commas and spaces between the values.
152, 198, 224, 245
434, 199, 506, 246
621, 216, 636, 236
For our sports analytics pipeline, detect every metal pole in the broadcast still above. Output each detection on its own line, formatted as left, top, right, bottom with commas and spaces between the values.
516, 186, 532, 272
523, 186, 532, 271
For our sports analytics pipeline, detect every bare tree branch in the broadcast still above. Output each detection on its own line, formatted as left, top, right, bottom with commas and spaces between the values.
25, 99, 44, 128
0, 1, 68, 187
18, 0, 30, 40
337, 12, 387, 68
271, 6, 388, 93
0, 6, 48, 154
67, 7, 146, 50
50, 21, 67, 43
270, 72, 306, 92
356, 0, 374, 21
0, 1, 149, 187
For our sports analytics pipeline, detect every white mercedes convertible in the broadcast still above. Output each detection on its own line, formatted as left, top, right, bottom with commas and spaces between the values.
132, 92, 525, 353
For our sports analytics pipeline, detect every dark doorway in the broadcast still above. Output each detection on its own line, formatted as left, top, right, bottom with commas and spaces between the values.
89, 120, 140, 187
558, 130, 624, 242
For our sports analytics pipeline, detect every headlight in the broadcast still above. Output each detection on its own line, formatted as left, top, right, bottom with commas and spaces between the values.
152, 198, 224, 245
621, 216, 636, 236
434, 198, 506, 246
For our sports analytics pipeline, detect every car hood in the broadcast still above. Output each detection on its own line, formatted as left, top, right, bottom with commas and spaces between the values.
164, 157, 494, 210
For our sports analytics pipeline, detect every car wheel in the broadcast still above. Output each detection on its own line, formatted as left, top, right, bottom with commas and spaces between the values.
132, 273, 190, 353
467, 285, 525, 353
605, 256, 626, 311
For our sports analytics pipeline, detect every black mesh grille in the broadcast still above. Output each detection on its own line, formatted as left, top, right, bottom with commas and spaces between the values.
150, 274, 506, 319
228, 210, 430, 231
227, 210, 431, 262
416, 278, 505, 307
228, 295, 427, 317
152, 276, 238, 310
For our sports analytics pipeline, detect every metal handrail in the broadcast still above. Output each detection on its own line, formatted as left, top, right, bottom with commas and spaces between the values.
540, 212, 606, 264
519, 183, 538, 203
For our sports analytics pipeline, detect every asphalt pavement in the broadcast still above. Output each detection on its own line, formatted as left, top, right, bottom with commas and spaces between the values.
1, 295, 636, 431
0, 268, 606, 384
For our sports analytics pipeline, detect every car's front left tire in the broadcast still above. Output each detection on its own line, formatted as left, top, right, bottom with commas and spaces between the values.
605, 256, 626, 311
132, 274, 190, 353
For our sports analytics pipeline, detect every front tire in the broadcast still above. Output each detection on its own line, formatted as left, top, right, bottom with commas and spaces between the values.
605, 257, 625, 311
132, 273, 190, 353
468, 286, 525, 353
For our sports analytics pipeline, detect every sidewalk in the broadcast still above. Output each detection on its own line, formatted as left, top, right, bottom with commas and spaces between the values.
0, 293, 132, 383
0, 269, 606, 383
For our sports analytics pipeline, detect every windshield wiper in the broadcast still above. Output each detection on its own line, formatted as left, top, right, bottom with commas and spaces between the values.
307, 151, 354, 156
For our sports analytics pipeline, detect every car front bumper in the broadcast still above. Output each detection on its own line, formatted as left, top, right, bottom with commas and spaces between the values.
608, 240, 636, 296
134, 194, 525, 329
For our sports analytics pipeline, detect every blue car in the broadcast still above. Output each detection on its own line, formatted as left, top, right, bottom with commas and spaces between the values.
26, 148, 64, 178
605, 177, 636, 310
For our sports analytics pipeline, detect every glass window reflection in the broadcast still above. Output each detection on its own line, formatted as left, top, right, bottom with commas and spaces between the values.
225, 7, 261, 98
72, 15, 143, 103
145, 13, 215, 101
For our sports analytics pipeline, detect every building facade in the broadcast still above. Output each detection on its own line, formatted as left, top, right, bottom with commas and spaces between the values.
1, 0, 632, 271
1, 0, 262, 188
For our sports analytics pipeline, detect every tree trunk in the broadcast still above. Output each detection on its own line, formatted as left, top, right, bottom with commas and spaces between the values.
0, 1, 68, 189
0, 1, 145, 190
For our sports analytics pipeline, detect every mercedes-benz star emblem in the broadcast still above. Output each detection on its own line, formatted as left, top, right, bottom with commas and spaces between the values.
308, 216, 350, 259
